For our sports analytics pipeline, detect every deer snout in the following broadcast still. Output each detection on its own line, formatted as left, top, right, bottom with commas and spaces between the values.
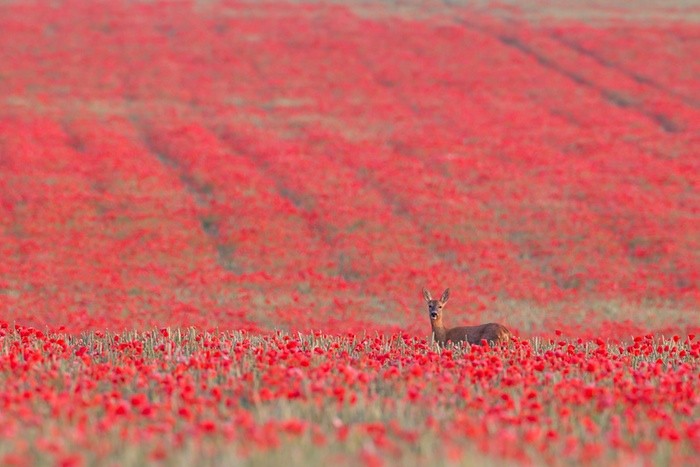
430, 311, 438, 319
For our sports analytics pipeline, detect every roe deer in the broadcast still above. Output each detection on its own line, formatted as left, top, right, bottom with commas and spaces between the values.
422, 288, 511, 346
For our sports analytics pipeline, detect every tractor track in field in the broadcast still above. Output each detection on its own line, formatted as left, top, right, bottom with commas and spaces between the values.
215, 131, 341, 250
147, 128, 348, 282
549, 33, 700, 110
225, 55, 347, 257
130, 123, 245, 275
448, 13, 697, 167
131, 120, 332, 279
454, 18, 685, 134
153, 153, 243, 275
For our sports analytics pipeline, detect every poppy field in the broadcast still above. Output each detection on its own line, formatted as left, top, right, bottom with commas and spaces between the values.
0, 0, 699, 464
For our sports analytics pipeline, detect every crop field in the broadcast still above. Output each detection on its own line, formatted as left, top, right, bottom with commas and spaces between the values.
0, 0, 699, 465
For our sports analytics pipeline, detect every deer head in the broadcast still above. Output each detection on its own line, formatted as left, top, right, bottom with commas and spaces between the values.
422, 287, 449, 322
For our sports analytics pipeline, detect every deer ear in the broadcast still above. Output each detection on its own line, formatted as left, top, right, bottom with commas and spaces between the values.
422, 288, 432, 303
440, 288, 450, 303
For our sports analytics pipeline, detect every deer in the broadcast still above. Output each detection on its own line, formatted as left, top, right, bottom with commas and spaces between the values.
422, 288, 511, 347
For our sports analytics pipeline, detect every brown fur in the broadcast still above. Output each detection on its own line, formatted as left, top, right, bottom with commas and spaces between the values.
423, 288, 511, 346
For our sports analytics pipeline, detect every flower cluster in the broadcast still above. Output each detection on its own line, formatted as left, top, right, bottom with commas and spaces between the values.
0, 324, 698, 465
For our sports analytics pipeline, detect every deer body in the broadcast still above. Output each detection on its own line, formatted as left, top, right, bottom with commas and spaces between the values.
423, 288, 511, 346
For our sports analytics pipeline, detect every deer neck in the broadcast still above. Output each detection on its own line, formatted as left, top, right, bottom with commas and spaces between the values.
431, 318, 447, 344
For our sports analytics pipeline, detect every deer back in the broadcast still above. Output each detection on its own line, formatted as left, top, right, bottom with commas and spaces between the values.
445, 323, 511, 345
